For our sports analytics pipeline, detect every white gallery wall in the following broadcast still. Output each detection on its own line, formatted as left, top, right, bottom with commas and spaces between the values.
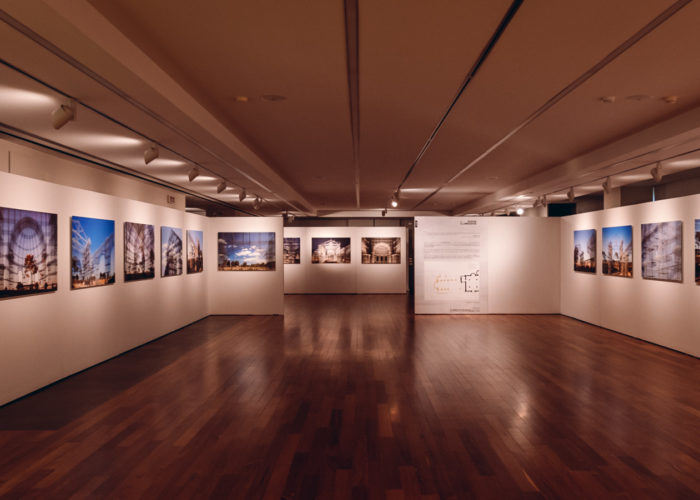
0, 168, 209, 406
208, 217, 284, 314
414, 217, 560, 314
283, 226, 407, 294
560, 194, 700, 357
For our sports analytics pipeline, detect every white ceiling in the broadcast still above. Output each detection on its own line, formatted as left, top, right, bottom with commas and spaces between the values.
1, 0, 700, 216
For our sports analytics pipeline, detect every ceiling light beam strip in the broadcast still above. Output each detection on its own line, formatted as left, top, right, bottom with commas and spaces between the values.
394, 0, 524, 195
343, 0, 361, 208
417, 0, 692, 211
0, 11, 307, 215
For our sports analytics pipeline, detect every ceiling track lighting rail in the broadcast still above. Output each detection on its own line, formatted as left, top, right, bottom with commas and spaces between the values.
0, 14, 308, 214
409, 0, 692, 212
0, 124, 259, 216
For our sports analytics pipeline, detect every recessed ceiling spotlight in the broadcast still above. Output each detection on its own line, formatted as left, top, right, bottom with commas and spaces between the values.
261, 94, 286, 102
662, 95, 679, 104
626, 94, 652, 102
516, 207, 524, 216
216, 181, 227, 193
144, 146, 159, 165
599, 96, 616, 104
188, 167, 200, 182
51, 100, 76, 129
233, 96, 249, 103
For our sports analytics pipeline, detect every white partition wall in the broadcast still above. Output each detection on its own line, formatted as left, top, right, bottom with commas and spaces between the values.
0, 169, 209, 406
208, 217, 284, 314
561, 194, 700, 357
414, 216, 561, 314
284, 226, 407, 294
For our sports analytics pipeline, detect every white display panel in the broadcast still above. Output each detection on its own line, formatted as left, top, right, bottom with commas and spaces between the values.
284, 226, 407, 294
561, 194, 700, 357
414, 217, 488, 313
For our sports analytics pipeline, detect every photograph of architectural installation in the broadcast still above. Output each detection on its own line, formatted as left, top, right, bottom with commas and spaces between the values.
361, 237, 401, 264
696, 220, 700, 284
124, 222, 155, 282
218, 232, 275, 271
602, 225, 632, 277
311, 237, 351, 263
186, 230, 203, 274
161, 226, 183, 277
71, 216, 115, 289
642, 221, 683, 282
573, 229, 596, 273
0, 206, 57, 298
283, 237, 300, 264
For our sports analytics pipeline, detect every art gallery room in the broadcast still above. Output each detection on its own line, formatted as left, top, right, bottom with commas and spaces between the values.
1, 1, 700, 498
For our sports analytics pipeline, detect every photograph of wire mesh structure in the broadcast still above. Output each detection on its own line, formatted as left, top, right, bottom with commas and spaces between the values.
573, 229, 596, 273
124, 222, 155, 282
642, 221, 682, 282
71, 216, 115, 289
187, 230, 203, 274
161, 226, 183, 277
283, 237, 300, 264
602, 225, 632, 278
0, 206, 57, 298
218, 232, 275, 271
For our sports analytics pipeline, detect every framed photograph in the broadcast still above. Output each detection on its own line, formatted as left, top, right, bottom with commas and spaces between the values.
311, 237, 351, 263
601, 225, 632, 278
573, 229, 596, 273
161, 226, 183, 277
283, 237, 300, 264
124, 222, 155, 281
361, 237, 401, 264
187, 230, 204, 274
71, 216, 115, 289
642, 221, 682, 282
218, 232, 276, 271
696, 219, 699, 285
0, 206, 58, 298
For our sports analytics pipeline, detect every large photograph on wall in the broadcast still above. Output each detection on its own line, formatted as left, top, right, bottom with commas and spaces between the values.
124, 222, 155, 282
71, 216, 115, 289
187, 230, 204, 274
361, 237, 401, 264
0, 207, 57, 298
642, 221, 682, 282
696, 219, 700, 285
311, 237, 351, 263
601, 225, 632, 278
218, 232, 276, 271
283, 237, 300, 264
161, 226, 183, 277
573, 229, 596, 273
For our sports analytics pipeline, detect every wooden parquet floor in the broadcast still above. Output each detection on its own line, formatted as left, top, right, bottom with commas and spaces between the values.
0, 294, 698, 499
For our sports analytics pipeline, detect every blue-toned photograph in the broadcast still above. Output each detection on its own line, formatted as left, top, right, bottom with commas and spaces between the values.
187, 230, 204, 274
71, 216, 115, 289
0, 206, 58, 298
161, 226, 183, 277
602, 225, 632, 278
573, 229, 596, 273
218, 232, 276, 271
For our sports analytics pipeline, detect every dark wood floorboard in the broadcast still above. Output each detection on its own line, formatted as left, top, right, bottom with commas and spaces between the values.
0, 295, 698, 499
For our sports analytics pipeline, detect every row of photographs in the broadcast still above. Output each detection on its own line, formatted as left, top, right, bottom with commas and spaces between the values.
0, 206, 206, 298
282, 237, 401, 264
0, 206, 403, 299
574, 220, 700, 284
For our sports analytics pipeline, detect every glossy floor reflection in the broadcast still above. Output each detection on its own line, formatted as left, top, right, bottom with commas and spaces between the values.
0, 295, 698, 499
